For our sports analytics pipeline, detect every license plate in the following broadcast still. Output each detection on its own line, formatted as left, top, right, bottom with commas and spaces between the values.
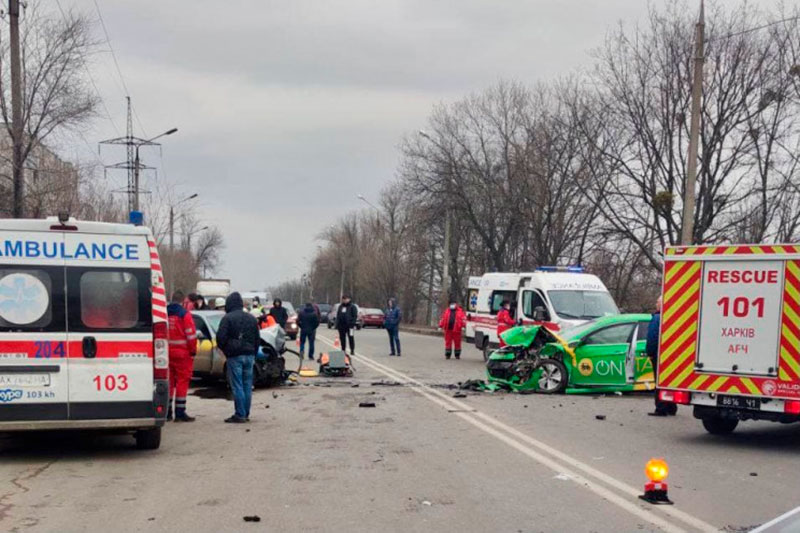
717, 394, 760, 410
0, 374, 51, 387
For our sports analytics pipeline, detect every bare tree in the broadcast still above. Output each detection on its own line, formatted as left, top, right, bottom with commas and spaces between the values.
0, 5, 98, 216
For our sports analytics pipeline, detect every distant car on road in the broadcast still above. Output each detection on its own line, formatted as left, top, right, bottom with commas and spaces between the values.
317, 303, 332, 324
360, 308, 385, 328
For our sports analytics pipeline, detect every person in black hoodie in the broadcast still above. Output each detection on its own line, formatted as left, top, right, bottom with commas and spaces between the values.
216, 292, 260, 423
268, 298, 289, 329
297, 301, 320, 362
335, 294, 358, 355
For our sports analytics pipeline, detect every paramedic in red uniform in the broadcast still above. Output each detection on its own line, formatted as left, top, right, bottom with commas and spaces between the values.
167, 290, 198, 422
496, 299, 516, 347
439, 300, 466, 360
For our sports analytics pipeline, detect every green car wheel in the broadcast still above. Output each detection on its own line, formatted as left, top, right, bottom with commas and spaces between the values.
537, 359, 568, 394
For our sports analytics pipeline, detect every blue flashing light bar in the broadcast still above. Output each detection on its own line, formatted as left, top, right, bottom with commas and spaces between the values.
536, 265, 584, 273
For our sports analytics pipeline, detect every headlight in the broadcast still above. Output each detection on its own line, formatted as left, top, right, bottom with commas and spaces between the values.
291, 323, 297, 329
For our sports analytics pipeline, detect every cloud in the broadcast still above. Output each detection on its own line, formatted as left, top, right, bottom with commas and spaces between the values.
61, 0, 660, 291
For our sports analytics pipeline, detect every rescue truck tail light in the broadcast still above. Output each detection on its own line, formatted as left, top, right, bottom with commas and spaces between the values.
784, 400, 800, 415
153, 321, 169, 379
658, 390, 691, 404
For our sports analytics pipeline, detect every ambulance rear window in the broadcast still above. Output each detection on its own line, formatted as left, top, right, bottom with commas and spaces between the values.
80, 271, 139, 329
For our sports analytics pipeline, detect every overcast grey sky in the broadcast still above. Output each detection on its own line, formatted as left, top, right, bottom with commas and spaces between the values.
59, 0, 664, 291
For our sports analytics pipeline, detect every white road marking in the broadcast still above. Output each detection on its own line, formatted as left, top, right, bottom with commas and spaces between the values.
317, 335, 718, 533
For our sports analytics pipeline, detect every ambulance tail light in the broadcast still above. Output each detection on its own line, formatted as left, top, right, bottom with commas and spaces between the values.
784, 400, 800, 415
658, 390, 691, 405
153, 321, 169, 379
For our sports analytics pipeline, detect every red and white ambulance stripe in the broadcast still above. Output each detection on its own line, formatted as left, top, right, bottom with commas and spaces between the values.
148, 239, 167, 322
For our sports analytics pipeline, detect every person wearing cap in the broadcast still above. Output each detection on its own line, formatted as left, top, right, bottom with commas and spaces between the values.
439, 299, 466, 360
335, 294, 358, 355
384, 298, 402, 356
269, 298, 289, 329
212, 296, 226, 310
167, 290, 198, 422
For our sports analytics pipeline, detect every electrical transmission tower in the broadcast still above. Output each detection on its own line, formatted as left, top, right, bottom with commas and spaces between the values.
99, 97, 159, 213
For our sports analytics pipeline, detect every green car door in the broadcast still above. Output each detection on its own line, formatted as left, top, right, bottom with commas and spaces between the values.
632, 321, 655, 385
571, 323, 636, 386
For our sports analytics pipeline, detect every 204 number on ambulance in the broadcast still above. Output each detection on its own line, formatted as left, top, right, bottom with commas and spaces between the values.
92, 374, 129, 392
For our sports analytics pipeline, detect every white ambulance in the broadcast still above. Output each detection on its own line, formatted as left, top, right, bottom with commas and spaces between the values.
467, 267, 619, 360
0, 217, 169, 449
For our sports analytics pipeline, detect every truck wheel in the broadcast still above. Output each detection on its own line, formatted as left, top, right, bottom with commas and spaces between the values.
135, 427, 162, 450
482, 341, 490, 362
537, 359, 568, 394
702, 417, 738, 435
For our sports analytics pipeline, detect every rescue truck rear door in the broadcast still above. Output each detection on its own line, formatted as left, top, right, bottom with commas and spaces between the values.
0, 230, 69, 422
64, 233, 155, 420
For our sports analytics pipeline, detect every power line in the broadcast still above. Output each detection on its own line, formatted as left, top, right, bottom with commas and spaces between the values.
92, 0, 130, 97
90, 0, 149, 138
53, 0, 120, 136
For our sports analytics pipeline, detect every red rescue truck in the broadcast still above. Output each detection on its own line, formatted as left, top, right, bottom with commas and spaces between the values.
0, 217, 169, 449
657, 244, 800, 434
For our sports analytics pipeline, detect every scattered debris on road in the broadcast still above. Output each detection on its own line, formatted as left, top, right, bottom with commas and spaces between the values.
595, 415, 606, 420
372, 380, 403, 387
453, 392, 467, 398
359, 402, 377, 408
243, 515, 261, 522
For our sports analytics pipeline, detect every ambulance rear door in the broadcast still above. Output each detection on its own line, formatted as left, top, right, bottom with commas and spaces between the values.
0, 229, 69, 423
64, 232, 155, 421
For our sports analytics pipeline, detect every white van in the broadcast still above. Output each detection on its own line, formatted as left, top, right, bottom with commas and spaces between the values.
467, 267, 619, 360
0, 217, 169, 449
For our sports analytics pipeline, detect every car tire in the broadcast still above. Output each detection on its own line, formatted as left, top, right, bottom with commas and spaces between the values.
536, 358, 568, 394
482, 340, 490, 362
702, 417, 738, 435
356, 325, 362, 331
253, 358, 268, 388
135, 427, 161, 450
289, 334, 297, 341
327, 322, 332, 329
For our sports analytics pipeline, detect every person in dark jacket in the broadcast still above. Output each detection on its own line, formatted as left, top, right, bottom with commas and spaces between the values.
269, 298, 289, 329
216, 292, 261, 423
646, 296, 676, 416
384, 298, 402, 356
335, 295, 358, 355
297, 302, 320, 362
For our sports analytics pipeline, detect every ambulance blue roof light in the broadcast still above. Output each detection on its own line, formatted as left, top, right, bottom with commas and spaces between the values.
536, 266, 584, 273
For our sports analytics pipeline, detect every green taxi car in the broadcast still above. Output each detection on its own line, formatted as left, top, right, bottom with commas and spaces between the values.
486, 314, 655, 394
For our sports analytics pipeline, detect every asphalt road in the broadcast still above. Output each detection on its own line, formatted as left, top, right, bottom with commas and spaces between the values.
1, 327, 799, 532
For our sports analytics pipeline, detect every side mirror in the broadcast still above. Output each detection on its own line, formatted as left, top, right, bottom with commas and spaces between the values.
533, 306, 547, 322
197, 330, 208, 341
516, 318, 524, 326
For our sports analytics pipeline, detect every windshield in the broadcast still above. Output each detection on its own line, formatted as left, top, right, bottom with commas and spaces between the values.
559, 319, 602, 340
281, 302, 296, 315
365, 308, 383, 315
547, 290, 619, 320
204, 312, 224, 333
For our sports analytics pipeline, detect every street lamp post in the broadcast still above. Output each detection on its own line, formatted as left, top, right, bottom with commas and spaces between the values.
168, 193, 198, 295
133, 128, 178, 212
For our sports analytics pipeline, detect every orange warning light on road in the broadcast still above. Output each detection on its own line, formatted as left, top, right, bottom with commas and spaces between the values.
645, 458, 669, 483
